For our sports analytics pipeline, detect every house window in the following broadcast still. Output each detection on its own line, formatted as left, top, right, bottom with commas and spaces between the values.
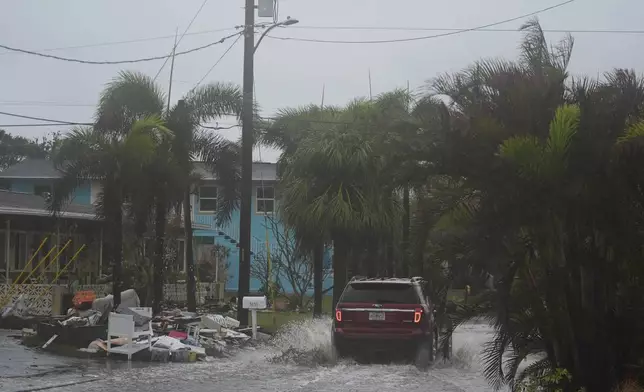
256, 186, 275, 214
199, 186, 218, 213
34, 185, 51, 197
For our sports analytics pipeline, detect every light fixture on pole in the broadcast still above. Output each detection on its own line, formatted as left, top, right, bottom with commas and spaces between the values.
254, 18, 300, 54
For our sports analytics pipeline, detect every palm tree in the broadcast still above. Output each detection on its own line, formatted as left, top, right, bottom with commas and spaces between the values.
92, 71, 243, 312
51, 117, 170, 308
278, 111, 398, 308
262, 105, 341, 316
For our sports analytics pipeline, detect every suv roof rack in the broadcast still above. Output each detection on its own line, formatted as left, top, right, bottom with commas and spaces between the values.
348, 276, 423, 284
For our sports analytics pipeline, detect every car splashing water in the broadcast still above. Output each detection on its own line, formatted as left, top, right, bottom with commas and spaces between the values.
262, 318, 497, 391
2, 321, 500, 392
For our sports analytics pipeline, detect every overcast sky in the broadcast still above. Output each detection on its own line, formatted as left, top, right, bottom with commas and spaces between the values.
1, 0, 642, 162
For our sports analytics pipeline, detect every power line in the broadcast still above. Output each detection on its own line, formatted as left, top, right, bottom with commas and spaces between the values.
0, 100, 95, 107
0, 123, 87, 128
266, 0, 576, 44
0, 109, 364, 130
0, 111, 92, 126
190, 34, 243, 93
291, 26, 644, 35
0, 32, 242, 65
0, 27, 238, 57
153, 0, 211, 81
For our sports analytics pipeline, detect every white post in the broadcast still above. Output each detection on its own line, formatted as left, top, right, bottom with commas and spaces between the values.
5, 220, 10, 282
242, 295, 267, 340
251, 309, 258, 339
98, 227, 103, 276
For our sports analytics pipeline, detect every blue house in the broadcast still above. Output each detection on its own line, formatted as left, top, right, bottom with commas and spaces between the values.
0, 159, 332, 294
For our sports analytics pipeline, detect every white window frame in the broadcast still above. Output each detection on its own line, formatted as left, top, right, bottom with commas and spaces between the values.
255, 185, 275, 214
199, 186, 218, 213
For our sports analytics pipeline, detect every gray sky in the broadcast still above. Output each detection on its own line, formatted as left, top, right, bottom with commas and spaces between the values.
1, 0, 642, 162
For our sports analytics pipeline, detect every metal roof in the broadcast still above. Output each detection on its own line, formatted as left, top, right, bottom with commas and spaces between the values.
0, 190, 97, 220
0, 159, 60, 179
0, 159, 277, 182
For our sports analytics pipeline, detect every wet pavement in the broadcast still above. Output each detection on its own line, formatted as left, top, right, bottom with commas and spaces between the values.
1, 321, 497, 392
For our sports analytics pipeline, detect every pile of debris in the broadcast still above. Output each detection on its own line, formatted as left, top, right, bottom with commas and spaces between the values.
79, 308, 255, 362
5, 288, 262, 363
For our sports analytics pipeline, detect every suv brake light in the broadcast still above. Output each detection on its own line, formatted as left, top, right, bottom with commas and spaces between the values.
413, 308, 423, 323
335, 309, 342, 322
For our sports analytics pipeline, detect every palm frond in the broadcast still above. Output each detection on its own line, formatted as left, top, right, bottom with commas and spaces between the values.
546, 104, 580, 157
184, 82, 243, 123
519, 18, 549, 69
95, 70, 165, 132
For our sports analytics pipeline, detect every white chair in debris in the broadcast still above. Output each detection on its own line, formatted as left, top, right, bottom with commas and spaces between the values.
106, 307, 153, 360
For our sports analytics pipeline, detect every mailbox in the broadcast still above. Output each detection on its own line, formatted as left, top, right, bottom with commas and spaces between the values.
242, 296, 267, 310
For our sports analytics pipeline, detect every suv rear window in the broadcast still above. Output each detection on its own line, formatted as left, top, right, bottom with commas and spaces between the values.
340, 282, 420, 304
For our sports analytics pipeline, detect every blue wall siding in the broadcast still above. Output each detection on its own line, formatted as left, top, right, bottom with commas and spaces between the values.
193, 180, 334, 294
72, 182, 91, 205
11, 179, 39, 193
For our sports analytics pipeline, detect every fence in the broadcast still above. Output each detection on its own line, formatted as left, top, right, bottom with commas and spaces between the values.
0, 282, 225, 317
0, 284, 59, 316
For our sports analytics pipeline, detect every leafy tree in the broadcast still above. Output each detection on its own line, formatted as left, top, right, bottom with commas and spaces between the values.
0, 130, 61, 170
419, 18, 644, 391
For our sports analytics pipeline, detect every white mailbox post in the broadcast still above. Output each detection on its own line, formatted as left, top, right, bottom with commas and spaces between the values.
242, 296, 267, 339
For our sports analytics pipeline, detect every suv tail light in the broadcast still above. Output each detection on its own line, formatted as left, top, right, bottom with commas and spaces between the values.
413, 308, 423, 323
335, 309, 342, 322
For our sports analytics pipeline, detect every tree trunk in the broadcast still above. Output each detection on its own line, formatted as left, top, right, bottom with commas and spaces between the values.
106, 192, 123, 309
332, 237, 349, 310
183, 188, 197, 311
402, 184, 410, 276
152, 196, 167, 315
313, 242, 324, 317
366, 240, 378, 277
386, 235, 395, 277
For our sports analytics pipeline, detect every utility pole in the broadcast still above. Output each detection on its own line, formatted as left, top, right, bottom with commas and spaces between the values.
166, 29, 178, 113
237, 0, 256, 327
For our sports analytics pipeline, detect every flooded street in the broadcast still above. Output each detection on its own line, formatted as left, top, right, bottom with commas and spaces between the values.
1, 321, 496, 392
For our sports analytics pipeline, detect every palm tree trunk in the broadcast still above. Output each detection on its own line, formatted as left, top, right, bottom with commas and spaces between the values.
332, 237, 349, 310
183, 188, 197, 311
367, 240, 378, 277
105, 190, 123, 309
402, 184, 410, 276
386, 235, 395, 277
313, 242, 324, 317
113, 210, 123, 308
153, 196, 167, 314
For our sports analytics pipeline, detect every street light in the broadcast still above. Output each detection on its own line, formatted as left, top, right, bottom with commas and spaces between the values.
254, 18, 300, 54
237, 8, 299, 326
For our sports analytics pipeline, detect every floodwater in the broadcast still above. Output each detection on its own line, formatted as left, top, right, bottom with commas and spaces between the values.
1, 320, 497, 392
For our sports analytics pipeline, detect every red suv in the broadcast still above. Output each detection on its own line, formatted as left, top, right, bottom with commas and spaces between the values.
332, 277, 435, 368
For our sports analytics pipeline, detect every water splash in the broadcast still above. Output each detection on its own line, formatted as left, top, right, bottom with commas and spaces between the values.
267, 318, 337, 366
